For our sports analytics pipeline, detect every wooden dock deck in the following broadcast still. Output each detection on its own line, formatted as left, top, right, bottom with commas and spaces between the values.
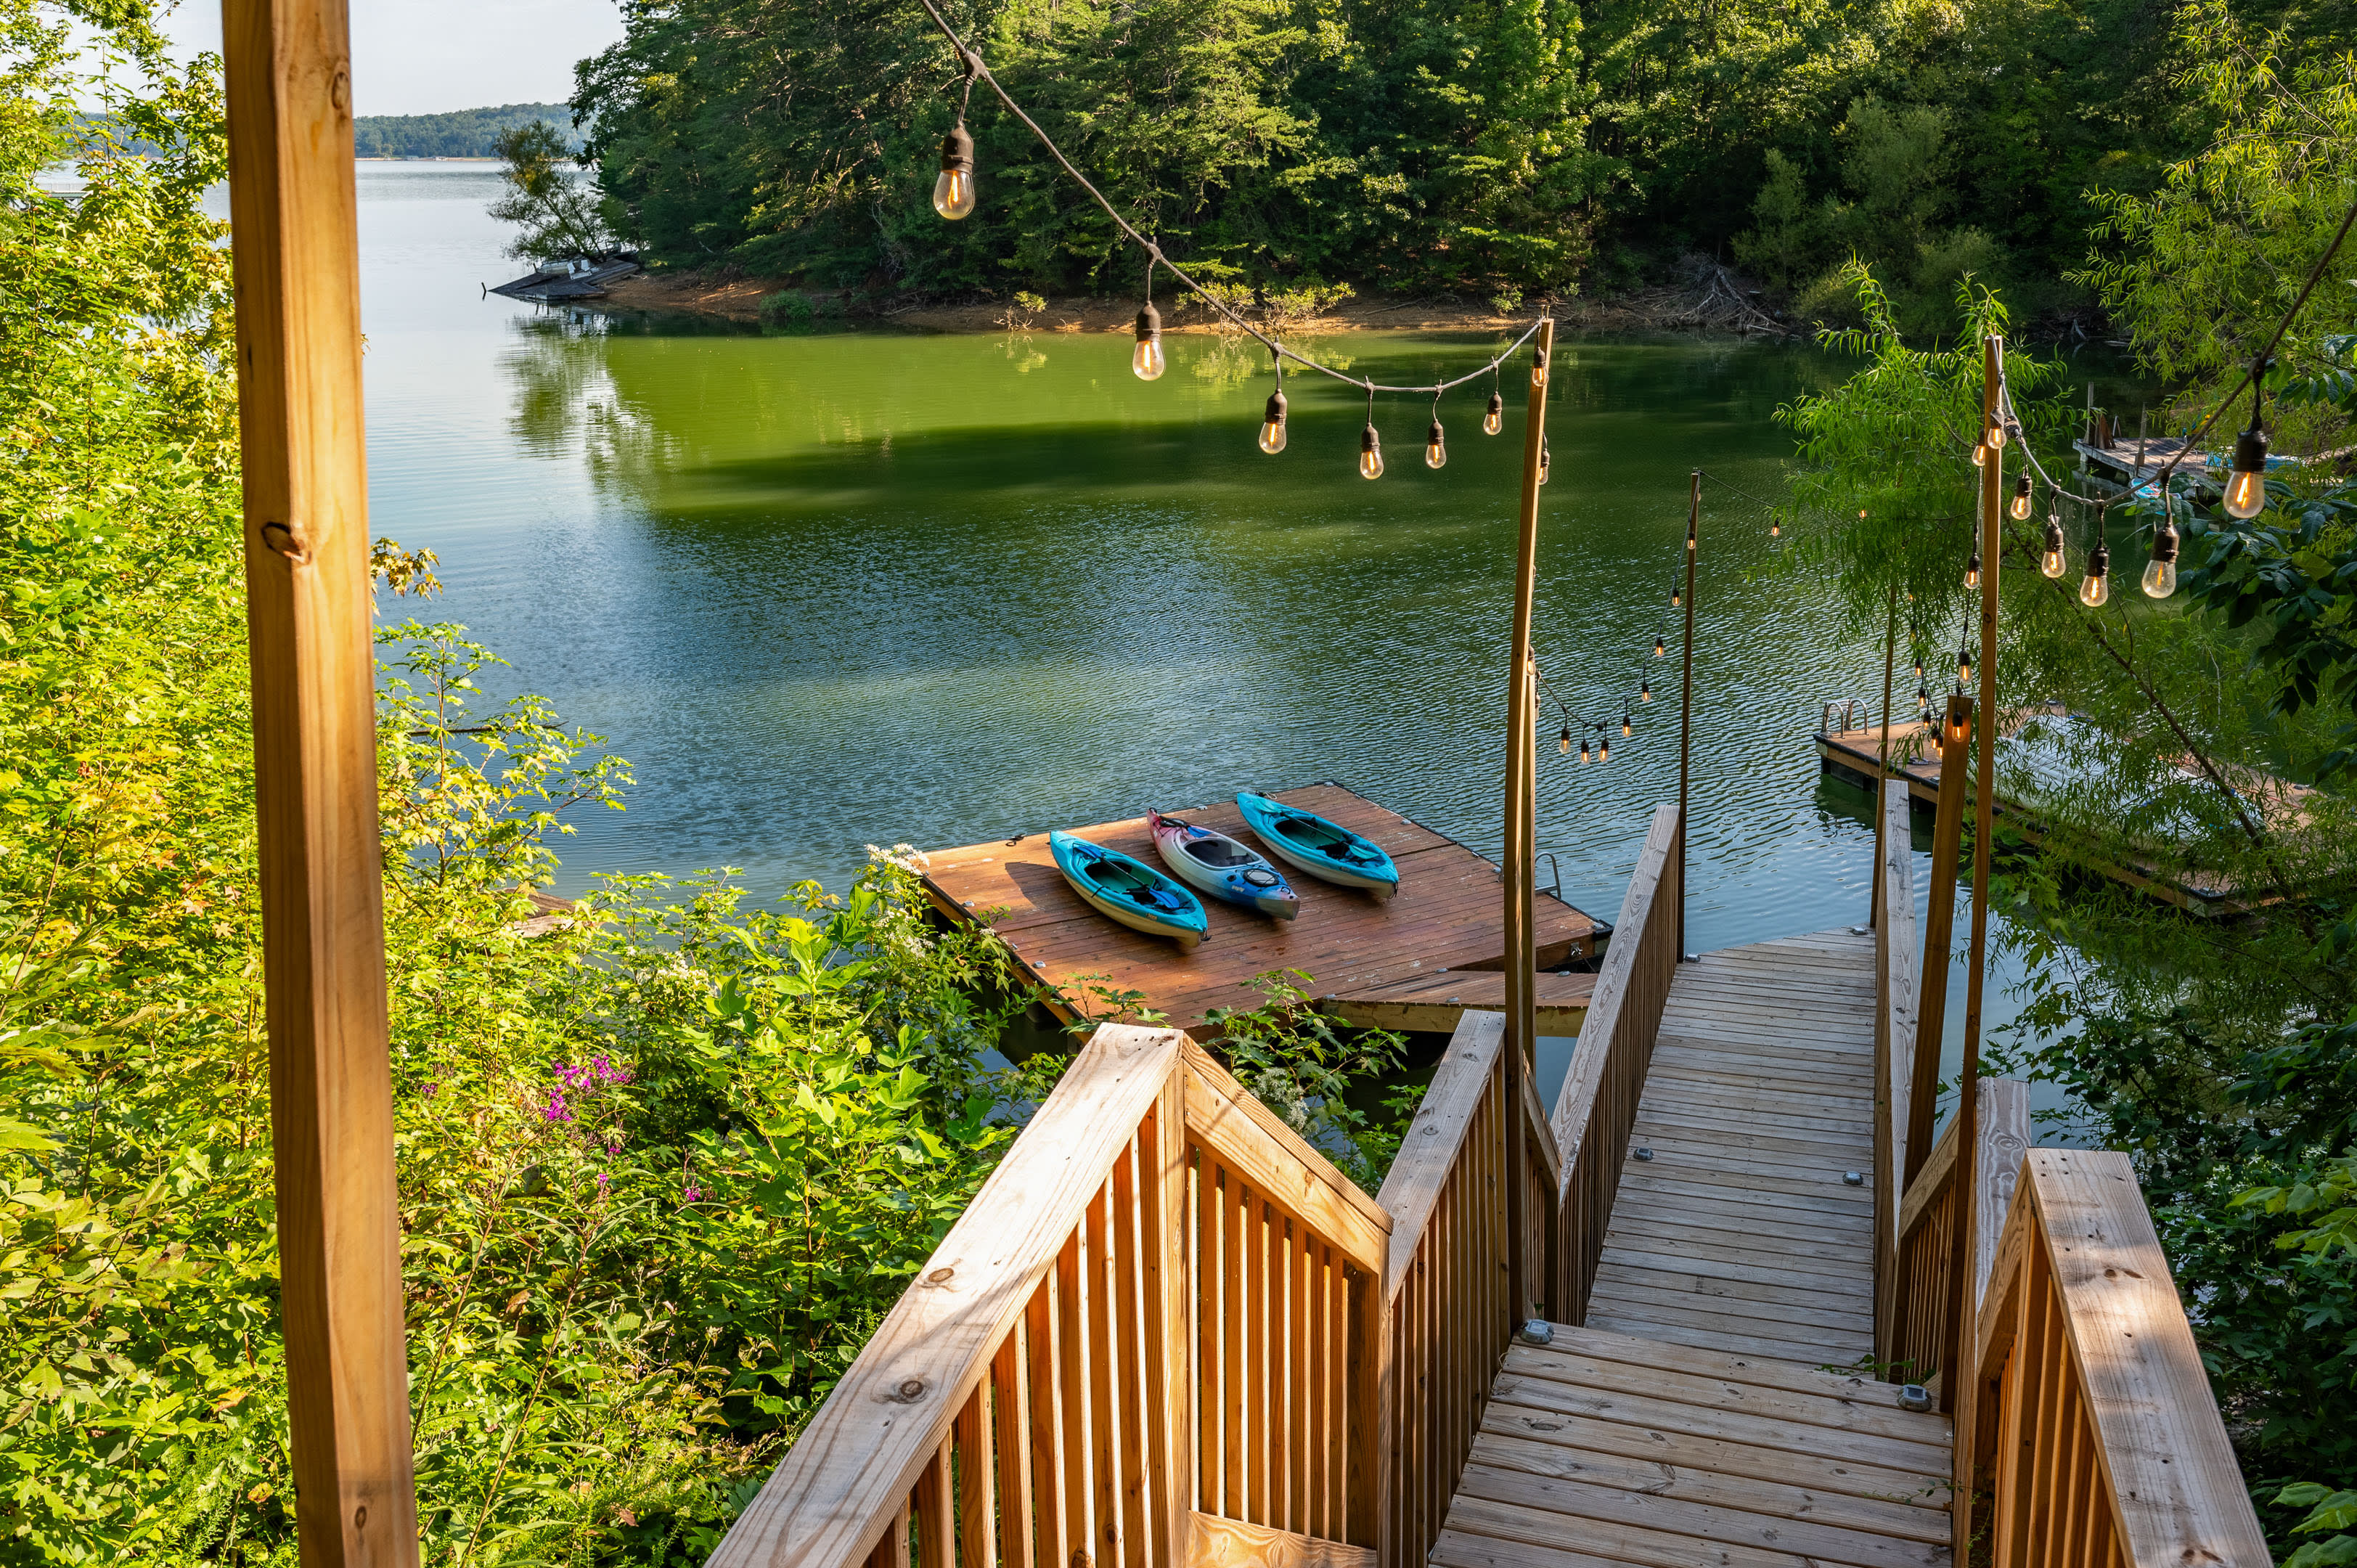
920, 783, 1604, 1034
1812, 719, 2309, 913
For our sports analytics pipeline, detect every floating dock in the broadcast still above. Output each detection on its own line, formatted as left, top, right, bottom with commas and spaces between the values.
920, 783, 1604, 1035
1813, 716, 2309, 913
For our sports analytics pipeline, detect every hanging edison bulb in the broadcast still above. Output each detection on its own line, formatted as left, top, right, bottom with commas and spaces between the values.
1620, 709, 1633, 738
1913, 651, 1925, 682
933, 122, 978, 219
1670, 582, 1683, 609
1640, 677, 1652, 703
1425, 416, 1447, 470
1131, 302, 1165, 380
1598, 735, 1611, 764
1957, 643, 1972, 684
1578, 735, 1591, 764
2010, 473, 2034, 521
2080, 542, 2110, 608
1965, 553, 1981, 591
2041, 515, 2067, 579
1484, 391, 1503, 436
1359, 421, 1384, 480
1559, 725, 1572, 754
1258, 389, 1287, 454
1770, 518, 1782, 538
2225, 375, 2271, 518
1654, 634, 1667, 658
1945, 702, 1972, 747
2224, 438, 2268, 518
2141, 518, 2179, 599
1972, 439, 1988, 468
1987, 418, 2009, 451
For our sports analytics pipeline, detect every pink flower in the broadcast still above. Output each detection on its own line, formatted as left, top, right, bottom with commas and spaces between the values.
682, 1185, 702, 1204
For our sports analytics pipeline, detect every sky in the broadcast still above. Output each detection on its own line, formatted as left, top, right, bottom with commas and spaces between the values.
157, 0, 626, 117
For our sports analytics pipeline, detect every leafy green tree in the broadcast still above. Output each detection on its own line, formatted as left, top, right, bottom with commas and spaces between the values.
489, 119, 612, 263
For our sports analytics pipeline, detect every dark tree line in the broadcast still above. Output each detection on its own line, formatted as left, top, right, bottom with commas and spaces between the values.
568, 0, 2339, 325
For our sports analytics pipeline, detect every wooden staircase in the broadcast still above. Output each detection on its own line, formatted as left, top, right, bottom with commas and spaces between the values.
709, 795, 2270, 1568
1432, 928, 1955, 1568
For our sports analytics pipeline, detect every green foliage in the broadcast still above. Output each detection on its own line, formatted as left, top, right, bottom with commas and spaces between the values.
2079, 2, 2357, 391
1199, 971, 1421, 1196
489, 119, 613, 263
0, 13, 1040, 1561
354, 103, 581, 160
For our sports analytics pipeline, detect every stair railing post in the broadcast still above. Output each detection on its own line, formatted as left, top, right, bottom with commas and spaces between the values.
1871, 585, 1896, 927
1677, 472, 1699, 959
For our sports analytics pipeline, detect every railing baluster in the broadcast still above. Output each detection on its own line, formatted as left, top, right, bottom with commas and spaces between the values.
992, 1332, 1034, 1568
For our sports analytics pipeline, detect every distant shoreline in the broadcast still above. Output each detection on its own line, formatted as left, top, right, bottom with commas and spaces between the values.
590, 271, 1795, 338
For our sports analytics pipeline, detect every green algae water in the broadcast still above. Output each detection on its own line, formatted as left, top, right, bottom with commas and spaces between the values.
351, 162, 2067, 1097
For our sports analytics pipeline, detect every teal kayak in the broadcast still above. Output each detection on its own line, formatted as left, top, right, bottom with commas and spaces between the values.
1235, 792, 1401, 897
1049, 830, 1209, 949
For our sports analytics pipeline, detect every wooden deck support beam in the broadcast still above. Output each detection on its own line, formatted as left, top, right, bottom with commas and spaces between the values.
222, 0, 420, 1561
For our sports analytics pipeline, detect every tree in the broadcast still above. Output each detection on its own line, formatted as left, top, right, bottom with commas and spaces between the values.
489, 118, 611, 263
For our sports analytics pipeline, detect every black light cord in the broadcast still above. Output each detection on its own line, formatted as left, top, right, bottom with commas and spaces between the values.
905, 0, 1547, 397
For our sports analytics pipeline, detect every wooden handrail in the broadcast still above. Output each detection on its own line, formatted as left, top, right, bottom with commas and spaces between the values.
1874, 777, 1919, 1365
1885, 1079, 2027, 1390
711, 1024, 1392, 1568
1545, 801, 1682, 1322
1373, 1012, 1558, 1568
1959, 1150, 2268, 1567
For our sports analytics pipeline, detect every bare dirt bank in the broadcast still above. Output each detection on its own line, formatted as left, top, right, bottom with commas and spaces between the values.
589, 264, 1794, 338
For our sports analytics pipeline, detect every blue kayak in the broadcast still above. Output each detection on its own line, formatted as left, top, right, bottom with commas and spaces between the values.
1049, 830, 1209, 949
1235, 792, 1401, 898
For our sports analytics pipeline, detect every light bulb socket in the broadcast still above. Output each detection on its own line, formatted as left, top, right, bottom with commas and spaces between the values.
1135, 301, 1161, 341
939, 121, 974, 173
2232, 424, 2270, 476
1361, 422, 1379, 454
1427, 417, 1444, 446
2013, 473, 2031, 499
1487, 391, 1503, 420
2088, 542, 2109, 579
2043, 518, 2064, 552
2150, 521, 2178, 565
1265, 389, 1287, 426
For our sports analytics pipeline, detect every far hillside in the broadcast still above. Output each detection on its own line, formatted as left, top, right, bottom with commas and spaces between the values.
354, 103, 581, 159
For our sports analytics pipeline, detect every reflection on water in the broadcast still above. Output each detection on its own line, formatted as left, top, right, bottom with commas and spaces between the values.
356, 163, 2052, 1111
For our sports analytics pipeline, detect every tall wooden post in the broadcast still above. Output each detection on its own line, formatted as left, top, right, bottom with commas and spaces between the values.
1675, 472, 1699, 959
1503, 317, 1553, 1318
1871, 586, 1897, 927
1947, 336, 2002, 1447
1903, 697, 1970, 1189
224, 0, 421, 1563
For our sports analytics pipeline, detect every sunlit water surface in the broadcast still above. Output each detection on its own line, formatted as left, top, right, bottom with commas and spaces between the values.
346, 163, 2067, 1104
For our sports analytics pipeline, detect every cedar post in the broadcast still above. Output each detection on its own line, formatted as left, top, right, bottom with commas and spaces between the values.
1948, 337, 2004, 1548
1871, 587, 1897, 927
223, 0, 420, 1562
1502, 317, 1553, 1318
1675, 473, 1699, 958
1904, 698, 1970, 1188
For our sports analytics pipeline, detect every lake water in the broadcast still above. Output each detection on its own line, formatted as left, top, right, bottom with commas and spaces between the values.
351, 162, 2054, 1103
